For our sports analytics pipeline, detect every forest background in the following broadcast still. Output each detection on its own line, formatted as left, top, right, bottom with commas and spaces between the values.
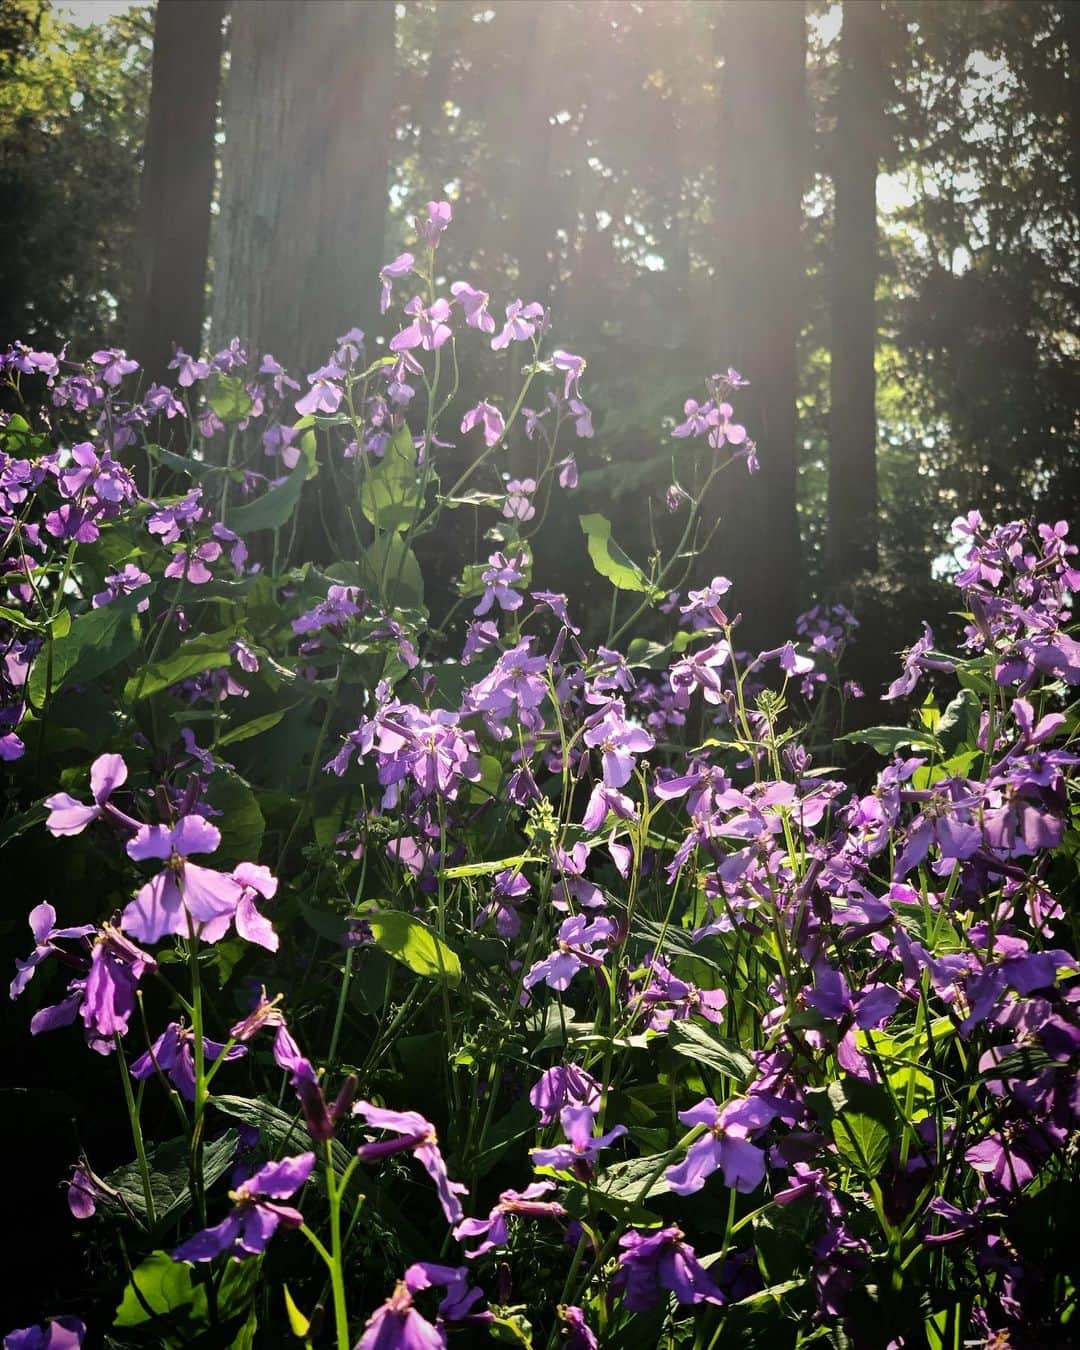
2, 0, 1079, 711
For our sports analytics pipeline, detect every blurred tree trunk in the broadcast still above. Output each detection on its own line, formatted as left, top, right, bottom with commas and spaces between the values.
704, 0, 807, 646
1064, 0, 1080, 228
211, 0, 395, 380
826, 0, 885, 584
127, 0, 224, 390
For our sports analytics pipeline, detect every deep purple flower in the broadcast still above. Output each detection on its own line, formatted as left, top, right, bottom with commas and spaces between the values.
557, 1306, 597, 1350
629, 956, 727, 1032
173, 1152, 314, 1262
353, 1103, 468, 1224
612, 1226, 725, 1312
454, 1181, 566, 1257
883, 623, 954, 701
477, 869, 531, 938
530, 1064, 602, 1124
665, 1097, 776, 1196
130, 1021, 246, 1100
92, 563, 151, 611
3, 1318, 85, 1349
531, 1105, 626, 1178
81, 925, 158, 1041
121, 815, 243, 944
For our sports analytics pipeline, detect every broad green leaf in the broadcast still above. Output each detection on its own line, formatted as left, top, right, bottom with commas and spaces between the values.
208, 374, 253, 423
838, 725, 939, 756
937, 688, 981, 753
100, 1131, 238, 1230
28, 588, 150, 707
149, 445, 223, 483
225, 432, 316, 535
358, 533, 424, 610
114, 1251, 202, 1327
367, 909, 462, 985
213, 1095, 349, 1172
666, 1019, 753, 1080
124, 630, 235, 702
579, 513, 656, 594
203, 770, 265, 867
360, 425, 426, 533
827, 1078, 893, 1176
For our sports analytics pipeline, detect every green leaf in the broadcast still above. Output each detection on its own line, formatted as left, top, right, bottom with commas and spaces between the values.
217, 708, 289, 746
361, 425, 426, 533
936, 688, 981, 753
28, 588, 151, 707
579, 513, 656, 594
367, 909, 462, 985
827, 1078, 893, 1176
357, 533, 425, 610
208, 374, 254, 423
114, 1251, 201, 1327
667, 1020, 753, 1080
213, 1095, 349, 1172
100, 1131, 238, 1230
203, 770, 265, 867
124, 630, 235, 702
838, 726, 939, 756
225, 433, 316, 535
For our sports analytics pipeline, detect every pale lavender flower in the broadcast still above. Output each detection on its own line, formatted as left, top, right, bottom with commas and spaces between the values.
121, 815, 243, 945
90, 348, 139, 387
451, 281, 496, 333
491, 299, 544, 351
44, 753, 128, 836
460, 401, 505, 448
552, 350, 585, 400
454, 1181, 566, 1257
10, 903, 94, 1000
665, 1097, 777, 1196
380, 252, 415, 313
419, 200, 453, 248
296, 361, 345, 418
558, 455, 578, 489
530, 1105, 626, 1177
524, 915, 616, 992
391, 297, 453, 353
502, 477, 536, 521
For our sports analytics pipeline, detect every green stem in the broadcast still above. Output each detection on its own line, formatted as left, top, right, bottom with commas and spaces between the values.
325, 1140, 351, 1350
115, 1035, 157, 1226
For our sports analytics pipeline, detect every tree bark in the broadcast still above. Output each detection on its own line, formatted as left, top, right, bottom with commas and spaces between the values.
127, 0, 224, 390
705, 0, 807, 646
211, 0, 395, 381
826, 0, 885, 584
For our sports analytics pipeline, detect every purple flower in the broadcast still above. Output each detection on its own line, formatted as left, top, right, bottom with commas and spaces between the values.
883, 623, 955, 701
296, 361, 345, 417
529, 1064, 602, 1124
380, 252, 415, 313
10, 903, 94, 1000
90, 348, 139, 387
130, 1021, 246, 1100
629, 956, 727, 1032
391, 297, 453, 353
120, 814, 243, 945
477, 869, 531, 938
491, 299, 544, 351
453, 1181, 566, 1257
3, 1318, 85, 1350
92, 563, 151, 611
524, 915, 616, 993
552, 350, 586, 400
460, 401, 505, 448
612, 1226, 725, 1312
557, 1307, 597, 1350
665, 1097, 776, 1196
502, 477, 536, 521
530, 1105, 627, 1178
82, 925, 158, 1041
173, 1152, 314, 1262
473, 551, 528, 617
293, 584, 365, 637
557, 455, 578, 489
169, 348, 211, 386
583, 703, 654, 788
568, 397, 593, 438
419, 199, 453, 249
353, 1103, 468, 1224
451, 281, 495, 333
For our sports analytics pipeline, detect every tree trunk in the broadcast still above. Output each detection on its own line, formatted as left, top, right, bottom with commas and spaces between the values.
704, 0, 807, 646
826, 0, 885, 584
127, 0, 224, 390
211, 0, 395, 381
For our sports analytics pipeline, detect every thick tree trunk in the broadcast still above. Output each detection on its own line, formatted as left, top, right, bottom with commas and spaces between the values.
705, 0, 807, 646
211, 0, 395, 381
127, 0, 224, 390
826, 0, 885, 584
